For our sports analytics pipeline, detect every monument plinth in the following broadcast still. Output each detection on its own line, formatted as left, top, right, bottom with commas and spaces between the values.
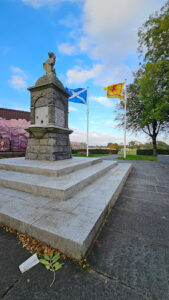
25, 52, 73, 161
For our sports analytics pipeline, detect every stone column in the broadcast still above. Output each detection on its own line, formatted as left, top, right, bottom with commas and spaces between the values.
25, 53, 73, 161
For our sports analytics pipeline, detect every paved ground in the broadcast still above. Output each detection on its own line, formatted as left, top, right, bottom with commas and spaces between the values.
0, 160, 169, 300
101, 154, 121, 160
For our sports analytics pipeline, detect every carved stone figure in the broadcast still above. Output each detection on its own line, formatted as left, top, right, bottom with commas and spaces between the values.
43, 52, 56, 74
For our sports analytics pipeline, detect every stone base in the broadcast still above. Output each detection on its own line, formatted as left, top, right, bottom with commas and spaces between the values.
0, 157, 132, 258
25, 131, 72, 161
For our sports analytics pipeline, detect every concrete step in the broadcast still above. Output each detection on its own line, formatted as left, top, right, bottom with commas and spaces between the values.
0, 157, 102, 177
0, 163, 132, 259
0, 160, 117, 200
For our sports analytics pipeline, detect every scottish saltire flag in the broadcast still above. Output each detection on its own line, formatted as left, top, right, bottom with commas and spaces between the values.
65, 87, 87, 104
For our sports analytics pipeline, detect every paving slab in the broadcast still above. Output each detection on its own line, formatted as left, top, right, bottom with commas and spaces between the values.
0, 228, 30, 299
0, 230, 146, 300
115, 196, 169, 220
121, 187, 169, 203
156, 185, 169, 195
89, 230, 169, 300
105, 209, 169, 246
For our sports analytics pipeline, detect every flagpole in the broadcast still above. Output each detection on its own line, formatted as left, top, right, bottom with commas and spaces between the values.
86, 87, 89, 157
124, 79, 127, 159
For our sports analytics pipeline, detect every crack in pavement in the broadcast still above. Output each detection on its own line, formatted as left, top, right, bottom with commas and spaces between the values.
1, 277, 22, 299
89, 268, 156, 300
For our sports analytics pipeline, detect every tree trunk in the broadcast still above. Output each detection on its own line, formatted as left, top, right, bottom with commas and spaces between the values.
152, 135, 157, 156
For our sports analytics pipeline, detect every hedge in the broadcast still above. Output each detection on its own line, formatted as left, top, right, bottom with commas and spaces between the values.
71, 148, 118, 155
137, 149, 169, 156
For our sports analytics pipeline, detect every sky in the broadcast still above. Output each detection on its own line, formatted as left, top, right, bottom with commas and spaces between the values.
0, 0, 168, 146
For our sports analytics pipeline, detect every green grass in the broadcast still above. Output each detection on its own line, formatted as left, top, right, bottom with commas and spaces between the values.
72, 154, 111, 157
117, 154, 157, 161
118, 151, 136, 155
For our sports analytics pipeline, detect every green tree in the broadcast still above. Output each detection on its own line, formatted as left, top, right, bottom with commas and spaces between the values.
138, 61, 169, 155
128, 140, 141, 149
142, 142, 153, 149
117, 2, 169, 156
138, 1, 169, 62
157, 140, 169, 149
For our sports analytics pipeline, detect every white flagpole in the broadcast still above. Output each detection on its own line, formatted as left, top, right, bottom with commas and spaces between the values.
124, 80, 127, 159
86, 87, 89, 157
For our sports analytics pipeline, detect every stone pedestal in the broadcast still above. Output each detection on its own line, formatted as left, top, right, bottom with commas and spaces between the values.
25, 71, 73, 161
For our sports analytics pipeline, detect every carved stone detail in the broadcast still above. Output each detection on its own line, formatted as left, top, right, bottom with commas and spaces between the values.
43, 52, 56, 75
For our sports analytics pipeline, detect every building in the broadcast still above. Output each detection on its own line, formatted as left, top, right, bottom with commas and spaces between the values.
0, 108, 30, 152
0, 108, 30, 121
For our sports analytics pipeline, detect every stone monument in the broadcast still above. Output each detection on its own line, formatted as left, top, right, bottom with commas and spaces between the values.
25, 52, 73, 161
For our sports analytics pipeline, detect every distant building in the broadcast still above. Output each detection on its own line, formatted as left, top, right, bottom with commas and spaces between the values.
0, 108, 30, 121
70, 142, 86, 149
0, 108, 30, 152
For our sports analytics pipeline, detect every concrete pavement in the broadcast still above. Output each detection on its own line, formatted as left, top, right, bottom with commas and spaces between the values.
0, 160, 169, 300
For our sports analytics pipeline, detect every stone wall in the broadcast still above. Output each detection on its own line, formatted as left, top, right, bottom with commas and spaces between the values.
25, 132, 72, 161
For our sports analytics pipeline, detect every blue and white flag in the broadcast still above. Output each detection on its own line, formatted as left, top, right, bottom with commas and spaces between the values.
65, 87, 87, 105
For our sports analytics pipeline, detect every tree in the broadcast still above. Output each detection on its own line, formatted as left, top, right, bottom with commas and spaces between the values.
118, 67, 169, 155
128, 140, 141, 149
139, 62, 169, 155
138, 1, 169, 63
107, 143, 120, 151
116, 2, 169, 156
157, 141, 169, 149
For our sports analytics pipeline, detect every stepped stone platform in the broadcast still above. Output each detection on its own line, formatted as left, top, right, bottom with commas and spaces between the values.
0, 157, 132, 258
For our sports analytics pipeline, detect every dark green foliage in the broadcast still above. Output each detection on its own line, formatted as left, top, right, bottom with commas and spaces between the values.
137, 149, 169, 155
71, 148, 118, 155
138, 1, 169, 62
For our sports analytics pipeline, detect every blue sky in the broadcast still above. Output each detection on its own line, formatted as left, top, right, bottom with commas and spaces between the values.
0, 0, 168, 145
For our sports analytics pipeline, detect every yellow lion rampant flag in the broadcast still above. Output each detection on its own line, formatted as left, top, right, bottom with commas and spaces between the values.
104, 82, 125, 99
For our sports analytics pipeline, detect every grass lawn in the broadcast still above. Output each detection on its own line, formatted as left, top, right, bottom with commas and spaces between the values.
118, 151, 136, 155
117, 154, 157, 161
72, 154, 112, 157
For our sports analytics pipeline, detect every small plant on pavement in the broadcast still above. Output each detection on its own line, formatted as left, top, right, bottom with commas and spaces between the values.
39, 251, 64, 287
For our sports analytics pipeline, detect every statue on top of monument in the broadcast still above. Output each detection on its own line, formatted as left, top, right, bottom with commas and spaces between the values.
43, 52, 56, 74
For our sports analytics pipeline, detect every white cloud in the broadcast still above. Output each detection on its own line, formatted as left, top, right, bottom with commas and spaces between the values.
94, 64, 132, 87
70, 127, 156, 146
59, 13, 80, 28
67, 62, 132, 86
11, 66, 24, 74
83, 0, 164, 60
70, 127, 124, 146
69, 106, 78, 112
73, 0, 166, 85
58, 43, 76, 55
91, 96, 115, 108
79, 36, 90, 52
21, 0, 79, 8
9, 66, 27, 90
67, 64, 103, 84
9, 76, 27, 90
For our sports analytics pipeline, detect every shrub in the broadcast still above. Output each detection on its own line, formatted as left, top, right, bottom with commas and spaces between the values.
71, 148, 118, 155
137, 149, 169, 156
